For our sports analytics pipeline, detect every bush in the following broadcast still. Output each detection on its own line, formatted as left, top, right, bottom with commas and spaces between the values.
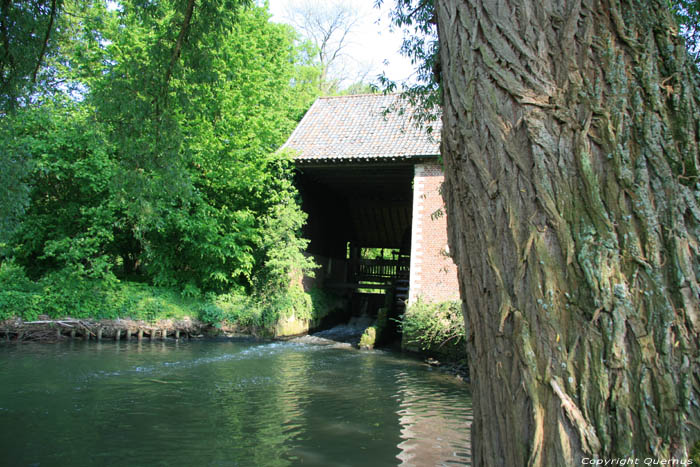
0, 261, 43, 320
198, 286, 323, 332
198, 293, 260, 329
400, 299, 465, 356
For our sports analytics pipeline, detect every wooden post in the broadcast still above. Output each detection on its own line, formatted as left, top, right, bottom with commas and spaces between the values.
137, 329, 143, 341
70, 329, 76, 340
175, 330, 180, 340
115, 329, 120, 341
97, 328, 103, 341
161, 329, 166, 340
84, 330, 90, 341
56, 328, 61, 339
126, 329, 132, 341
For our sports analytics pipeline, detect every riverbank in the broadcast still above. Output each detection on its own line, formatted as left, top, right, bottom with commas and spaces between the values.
0, 316, 231, 342
0, 263, 340, 340
0, 315, 278, 342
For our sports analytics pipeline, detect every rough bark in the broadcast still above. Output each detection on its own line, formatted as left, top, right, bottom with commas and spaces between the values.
436, 0, 700, 465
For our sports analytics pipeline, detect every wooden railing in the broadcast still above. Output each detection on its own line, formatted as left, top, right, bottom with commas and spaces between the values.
350, 257, 410, 284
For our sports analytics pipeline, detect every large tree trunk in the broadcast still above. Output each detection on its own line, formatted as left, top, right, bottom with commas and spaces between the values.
436, 0, 700, 465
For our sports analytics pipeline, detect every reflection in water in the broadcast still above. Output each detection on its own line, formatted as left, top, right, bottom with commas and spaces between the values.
395, 370, 472, 466
0, 340, 472, 466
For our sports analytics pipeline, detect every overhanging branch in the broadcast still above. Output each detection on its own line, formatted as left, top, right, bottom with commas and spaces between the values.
164, 0, 196, 87
32, 0, 58, 84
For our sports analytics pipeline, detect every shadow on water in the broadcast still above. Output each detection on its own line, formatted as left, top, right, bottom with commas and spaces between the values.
0, 338, 471, 466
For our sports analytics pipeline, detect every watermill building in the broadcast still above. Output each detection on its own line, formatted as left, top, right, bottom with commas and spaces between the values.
283, 94, 459, 314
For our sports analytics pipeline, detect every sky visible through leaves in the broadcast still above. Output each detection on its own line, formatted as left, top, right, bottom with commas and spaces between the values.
266, 0, 417, 87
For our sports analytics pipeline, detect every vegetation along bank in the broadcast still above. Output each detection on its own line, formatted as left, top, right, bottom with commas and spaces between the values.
0, 3, 327, 340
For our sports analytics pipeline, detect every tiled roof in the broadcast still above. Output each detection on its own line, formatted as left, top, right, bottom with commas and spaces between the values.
282, 94, 441, 162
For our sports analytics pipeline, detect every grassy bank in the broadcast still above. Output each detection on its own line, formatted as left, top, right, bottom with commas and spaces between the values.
0, 261, 332, 336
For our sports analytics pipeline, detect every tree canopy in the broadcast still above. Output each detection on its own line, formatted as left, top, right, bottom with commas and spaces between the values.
1, 0, 320, 304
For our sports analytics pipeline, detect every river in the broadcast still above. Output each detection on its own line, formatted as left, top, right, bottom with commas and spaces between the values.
0, 338, 472, 466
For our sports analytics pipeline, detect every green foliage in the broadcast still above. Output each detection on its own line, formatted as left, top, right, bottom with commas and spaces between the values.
0, 257, 321, 331
0, 147, 30, 250
671, 0, 700, 61
1, 2, 320, 316
198, 292, 255, 328
360, 248, 398, 260
0, 246, 319, 333
197, 285, 317, 332
0, 261, 201, 322
0, 260, 43, 321
254, 169, 317, 291
0, 2, 323, 334
3, 100, 117, 279
255, 285, 312, 324
306, 286, 338, 321
93, 3, 317, 294
375, 0, 441, 127
196, 285, 342, 332
400, 299, 465, 354
0, 0, 63, 112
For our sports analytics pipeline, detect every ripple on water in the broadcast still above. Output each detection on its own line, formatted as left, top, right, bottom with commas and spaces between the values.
0, 339, 472, 466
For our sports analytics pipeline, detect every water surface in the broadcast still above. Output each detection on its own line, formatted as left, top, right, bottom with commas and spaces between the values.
0, 339, 472, 466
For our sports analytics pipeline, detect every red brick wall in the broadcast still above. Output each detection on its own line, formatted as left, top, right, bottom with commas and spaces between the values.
409, 163, 460, 303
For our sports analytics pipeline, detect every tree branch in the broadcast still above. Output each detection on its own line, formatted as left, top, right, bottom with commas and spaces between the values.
407, 0, 430, 22
164, 0, 196, 87
0, 0, 13, 73
32, 0, 58, 84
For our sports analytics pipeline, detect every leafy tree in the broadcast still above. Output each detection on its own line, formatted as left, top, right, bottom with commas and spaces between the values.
0, 140, 30, 250
2, 1, 319, 306
0, 0, 63, 112
0, 0, 113, 254
3, 100, 116, 278
127, 4, 318, 292
0, 0, 62, 246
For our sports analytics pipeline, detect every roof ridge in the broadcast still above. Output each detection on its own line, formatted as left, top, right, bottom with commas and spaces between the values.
316, 93, 399, 100
282, 92, 441, 161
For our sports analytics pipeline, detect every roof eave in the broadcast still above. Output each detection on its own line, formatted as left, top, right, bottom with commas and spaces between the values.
294, 154, 438, 165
